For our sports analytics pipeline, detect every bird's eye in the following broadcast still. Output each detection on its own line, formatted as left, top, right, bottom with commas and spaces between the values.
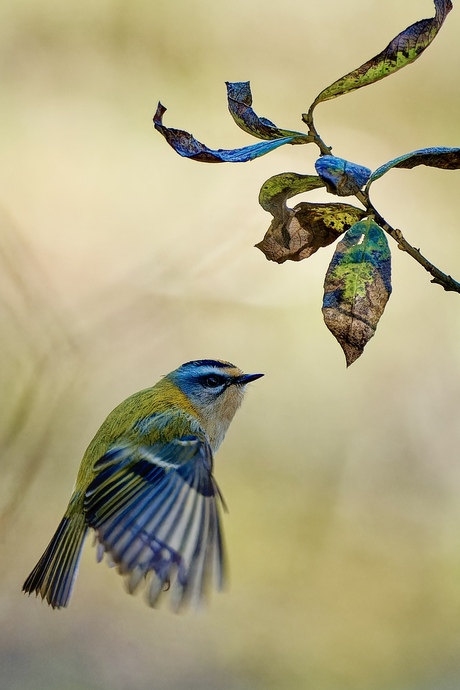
202, 374, 224, 388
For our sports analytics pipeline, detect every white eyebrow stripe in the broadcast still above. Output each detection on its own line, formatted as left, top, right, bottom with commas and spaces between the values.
193, 366, 230, 377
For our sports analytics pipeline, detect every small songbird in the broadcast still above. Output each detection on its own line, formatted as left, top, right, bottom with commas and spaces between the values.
23, 359, 263, 611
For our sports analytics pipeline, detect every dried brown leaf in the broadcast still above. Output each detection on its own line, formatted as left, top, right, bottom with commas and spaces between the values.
256, 202, 366, 264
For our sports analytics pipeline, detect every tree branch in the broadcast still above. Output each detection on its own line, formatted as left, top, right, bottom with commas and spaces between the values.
300, 110, 460, 294
301, 108, 332, 156
354, 191, 460, 293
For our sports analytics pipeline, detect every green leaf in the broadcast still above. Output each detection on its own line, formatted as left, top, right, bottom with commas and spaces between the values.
315, 155, 371, 196
258, 172, 325, 215
311, 0, 452, 108
153, 103, 300, 163
369, 146, 460, 184
256, 201, 367, 264
322, 218, 392, 366
226, 82, 310, 143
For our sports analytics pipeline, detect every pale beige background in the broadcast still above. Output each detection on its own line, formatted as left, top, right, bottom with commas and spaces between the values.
1, 1, 460, 689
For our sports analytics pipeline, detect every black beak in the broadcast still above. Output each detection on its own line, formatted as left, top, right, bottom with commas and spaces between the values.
234, 372, 264, 385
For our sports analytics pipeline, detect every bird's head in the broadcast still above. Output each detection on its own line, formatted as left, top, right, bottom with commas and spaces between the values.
168, 359, 263, 450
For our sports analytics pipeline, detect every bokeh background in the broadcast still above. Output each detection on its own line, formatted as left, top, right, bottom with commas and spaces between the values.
1, 1, 460, 688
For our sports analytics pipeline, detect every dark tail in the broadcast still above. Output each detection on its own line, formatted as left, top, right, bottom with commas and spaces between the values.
23, 512, 88, 608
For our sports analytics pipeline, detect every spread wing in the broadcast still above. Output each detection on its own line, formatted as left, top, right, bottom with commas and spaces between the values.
83, 435, 226, 611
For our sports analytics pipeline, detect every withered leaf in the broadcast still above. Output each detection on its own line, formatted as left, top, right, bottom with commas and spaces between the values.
226, 82, 310, 143
153, 102, 298, 163
256, 202, 367, 264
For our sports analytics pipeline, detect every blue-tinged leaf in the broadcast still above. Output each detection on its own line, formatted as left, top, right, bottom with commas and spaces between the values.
369, 146, 460, 185
226, 82, 310, 143
323, 218, 392, 366
154, 102, 302, 163
311, 0, 453, 108
315, 156, 371, 196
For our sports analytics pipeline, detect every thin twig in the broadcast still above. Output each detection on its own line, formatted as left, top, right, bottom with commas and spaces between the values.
301, 108, 332, 156
367, 201, 460, 293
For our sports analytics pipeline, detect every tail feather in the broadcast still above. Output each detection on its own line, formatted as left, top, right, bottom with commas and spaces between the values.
23, 513, 88, 609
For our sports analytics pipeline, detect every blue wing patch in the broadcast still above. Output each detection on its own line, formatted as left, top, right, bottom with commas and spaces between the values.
84, 436, 226, 611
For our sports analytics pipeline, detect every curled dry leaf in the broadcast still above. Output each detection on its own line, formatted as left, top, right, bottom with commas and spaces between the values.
153, 102, 298, 163
315, 155, 371, 196
256, 202, 367, 264
226, 81, 310, 143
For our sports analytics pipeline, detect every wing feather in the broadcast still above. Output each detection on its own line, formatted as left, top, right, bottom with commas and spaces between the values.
84, 436, 226, 610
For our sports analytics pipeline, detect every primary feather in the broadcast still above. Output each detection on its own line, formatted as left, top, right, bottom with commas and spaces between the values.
84, 435, 226, 610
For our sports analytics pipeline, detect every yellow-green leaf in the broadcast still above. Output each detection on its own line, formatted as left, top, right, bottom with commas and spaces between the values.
311, 0, 452, 109
258, 172, 325, 215
322, 218, 392, 366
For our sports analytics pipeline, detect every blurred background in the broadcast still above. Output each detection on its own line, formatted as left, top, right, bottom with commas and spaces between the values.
1, 0, 460, 688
